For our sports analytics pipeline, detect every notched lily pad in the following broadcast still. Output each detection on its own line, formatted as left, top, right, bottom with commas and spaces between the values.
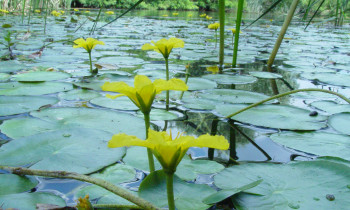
202, 74, 257, 85
11, 71, 71, 82
0, 82, 73, 95
217, 104, 327, 130
328, 112, 350, 135
310, 100, 350, 114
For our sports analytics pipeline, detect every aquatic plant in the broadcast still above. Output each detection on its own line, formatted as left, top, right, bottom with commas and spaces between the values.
108, 129, 229, 210
0, 31, 15, 60
73, 37, 105, 73
102, 75, 188, 172
208, 22, 220, 48
105, 11, 114, 15
142, 37, 185, 110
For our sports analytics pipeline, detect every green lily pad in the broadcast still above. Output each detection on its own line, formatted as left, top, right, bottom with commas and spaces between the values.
203, 179, 263, 205
217, 104, 327, 130
90, 96, 138, 110
123, 147, 162, 172
0, 95, 58, 116
328, 113, 350, 135
137, 109, 183, 121
198, 89, 274, 104
0, 128, 125, 174
58, 89, 101, 101
310, 100, 350, 114
0, 192, 66, 210
249, 71, 282, 79
139, 170, 216, 210
98, 56, 146, 66
271, 131, 350, 160
181, 77, 217, 90
0, 73, 10, 81
202, 74, 257, 85
301, 72, 350, 87
0, 174, 38, 196
75, 164, 136, 205
11, 71, 71, 82
73, 81, 106, 91
30, 107, 145, 137
0, 60, 26, 73
0, 82, 73, 95
214, 159, 350, 209
182, 98, 216, 110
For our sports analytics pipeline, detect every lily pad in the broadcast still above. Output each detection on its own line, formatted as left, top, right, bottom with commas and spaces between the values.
0, 82, 73, 95
270, 131, 350, 160
198, 89, 274, 104
310, 100, 350, 114
0, 95, 58, 116
181, 77, 217, 90
30, 107, 145, 137
328, 113, 350, 135
123, 147, 162, 172
0, 174, 38, 196
217, 104, 327, 130
90, 96, 138, 110
0, 73, 10, 81
202, 74, 257, 85
181, 98, 216, 110
137, 109, 183, 121
301, 72, 350, 87
249, 71, 282, 79
0, 192, 66, 210
75, 164, 136, 205
98, 56, 146, 66
0, 60, 26, 73
214, 159, 350, 209
58, 89, 101, 101
139, 170, 216, 210
0, 128, 125, 174
11, 71, 71, 82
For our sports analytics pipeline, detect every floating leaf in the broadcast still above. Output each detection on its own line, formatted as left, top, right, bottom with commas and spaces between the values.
328, 113, 350, 135
0, 82, 73, 95
199, 89, 274, 104
90, 96, 138, 110
0, 174, 38, 196
58, 89, 101, 101
0, 95, 58, 116
271, 131, 350, 160
249, 71, 282, 79
214, 159, 350, 209
181, 77, 217, 90
139, 170, 216, 210
0, 128, 125, 174
136, 109, 183, 121
11, 71, 71, 82
217, 104, 327, 130
202, 74, 257, 85
310, 100, 350, 114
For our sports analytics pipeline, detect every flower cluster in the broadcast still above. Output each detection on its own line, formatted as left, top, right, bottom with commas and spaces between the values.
51, 10, 62, 17
208, 22, 220, 30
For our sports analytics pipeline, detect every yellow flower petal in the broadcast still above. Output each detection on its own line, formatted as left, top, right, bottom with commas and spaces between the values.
141, 43, 157, 51
183, 134, 229, 150
153, 78, 188, 93
108, 133, 151, 148
141, 38, 184, 59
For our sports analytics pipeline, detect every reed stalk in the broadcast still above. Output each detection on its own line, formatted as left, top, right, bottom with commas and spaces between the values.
232, 0, 244, 67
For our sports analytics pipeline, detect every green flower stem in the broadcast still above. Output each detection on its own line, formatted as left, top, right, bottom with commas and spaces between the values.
225, 88, 350, 119
179, 67, 190, 100
165, 172, 175, 210
215, 29, 218, 49
219, 0, 225, 69
144, 112, 155, 173
165, 57, 170, 111
0, 166, 160, 210
93, 204, 142, 209
88, 51, 93, 73
267, 0, 299, 67
232, 0, 244, 67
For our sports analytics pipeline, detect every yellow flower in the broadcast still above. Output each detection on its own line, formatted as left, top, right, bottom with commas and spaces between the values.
105, 11, 114, 15
206, 15, 212, 20
102, 75, 188, 114
199, 13, 206, 17
34, 9, 41, 13
141, 37, 184, 59
206, 66, 219, 74
51, 10, 61, 17
162, 14, 168, 17
60, 10, 65, 14
73, 37, 105, 53
172, 12, 179, 16
187, 14, 193, 17
108, 129, 229, 173
76, 195, 93, 210
208, 22, 220, 30
85, 10, 90, 13
74, 9, 79, 12
0, 9, 9, 13
228, 28, 242, 34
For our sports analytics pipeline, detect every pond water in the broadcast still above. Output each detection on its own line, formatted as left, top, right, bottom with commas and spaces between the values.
0, 9, 350, 209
